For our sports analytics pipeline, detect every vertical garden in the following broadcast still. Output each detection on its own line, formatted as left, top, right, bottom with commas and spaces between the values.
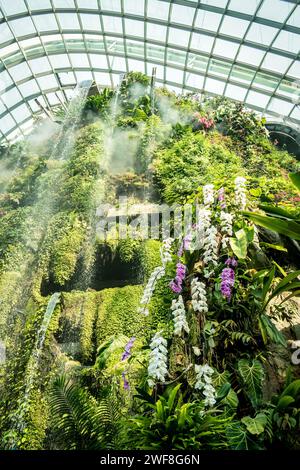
0, 73, 299, 450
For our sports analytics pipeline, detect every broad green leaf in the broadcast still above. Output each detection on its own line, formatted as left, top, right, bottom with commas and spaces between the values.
260, 243, 287, 252
280, 379, 300, 400
258, 314, 286, 347
216, 382, 231, 403
226, 423, 262, 450
238, 359, 264, 408
167, 384, 181, 413
243, 212, 300, 241
289, 171, 300, 192
230, 229, 248, 259
259, 204, 298, 220
277, 396, 295, 411
241, 413, 267, 435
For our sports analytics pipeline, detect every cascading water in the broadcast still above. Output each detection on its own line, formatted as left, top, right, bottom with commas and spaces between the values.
0, 80, 93, 342
10, 293, 61, 447
51, 80, 93, 161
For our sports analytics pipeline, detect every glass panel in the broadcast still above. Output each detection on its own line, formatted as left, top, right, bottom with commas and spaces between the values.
80, 13, 102, 31
246, 23, 278, 46
47, 92, 60, 105
49, 54, 71, 69
102, 16, 123, 33
166, 67, 184, 84
213, 38, 239, 60
253, 71, 278, 92
89, 53, 108, 68
28, 97, 40, 112
147, 23, 167, 42
167, 48, 185, 66
267, 97, 294, 116
147, 0, 170, 21
9, 62, 32, 82
58, 13, 81, 30
225, 83, 247, 101
0, 100, 7, 114
0, 114, 15, 133
124, 0, 144, 16
27, 0, 52, 10
287, 60, 300, 79
208, 58, 231, 78
273, 31, 300, 54
168, 28, 190, 47
0, 23, 14, 43
257, 0, 294, 23
126, 40, 144, 58
147, 44, 165, 62
237, 45, 265, 67
75, 70, 94, 83
18, 78, 40, 97
205, 77, 225, 95
58, 71, 76, 85
69, 53, 90, 67
290, 106, 300, 120
53, 0, 75, 8
246, 89, 270, 108
1, 87, 22, 107
185, 72, 204, 89
94, 71, 111, 85
0, 43, 19, 59
11, 103, 31, 122
33, 14, 58, 32
287, 6, 300, 26
77, 0, 98, 8
1, 0, 28, 16
101, 0, 121, 12
190, 33, 214, 53
146, 62, 164, 79
28, 57, 51, 74
195, 10, 222, 31
125, 18, 144, 37
37, 74, 58, 89
231, 64, 255, 85
127, 58, 145, 73
109, 56, 126, 71
171, 4, 195, 26
201, 0, 228, 7
220, 16, 249, 38
0, 71, 13, 92
277, 78, 298, 99
261, 52, 292, 74
229, 0, 259, 15
10, 17, 36, 36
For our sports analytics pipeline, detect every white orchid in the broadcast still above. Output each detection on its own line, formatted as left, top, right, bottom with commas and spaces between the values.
195, 364, 216, 407
148, 332, 168, 387
234, 176, 247, 210
138, 266, 165, 315
191, 278, 208, 314
203, 184, 215, 207
171, 295, 190, 336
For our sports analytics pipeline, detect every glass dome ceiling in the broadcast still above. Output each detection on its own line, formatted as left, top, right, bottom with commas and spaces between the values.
0, 0, 299, 143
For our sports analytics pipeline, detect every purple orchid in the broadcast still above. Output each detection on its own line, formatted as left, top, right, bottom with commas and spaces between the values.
225, 257, 238, 268
121, 337, 136, 361
122, 372, 130, 391
169, 262, 186, 294
218, 187, 226, 210
221, 267, 235, 301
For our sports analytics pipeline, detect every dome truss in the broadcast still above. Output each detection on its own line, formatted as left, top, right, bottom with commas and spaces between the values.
0, 0, 299, 143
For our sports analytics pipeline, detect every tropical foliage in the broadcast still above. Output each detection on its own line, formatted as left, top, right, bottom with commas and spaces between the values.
0, 72, 299, 451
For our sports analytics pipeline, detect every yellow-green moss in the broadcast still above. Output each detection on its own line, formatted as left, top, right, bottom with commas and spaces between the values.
96, 285, 146, 346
